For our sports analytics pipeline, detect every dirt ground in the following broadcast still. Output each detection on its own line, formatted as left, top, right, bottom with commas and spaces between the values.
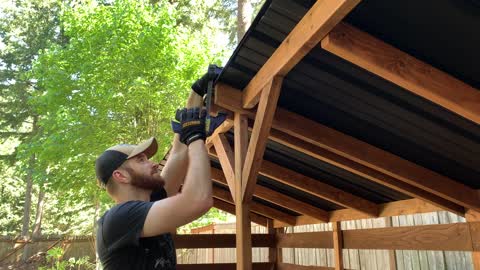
0, 252, 47, 270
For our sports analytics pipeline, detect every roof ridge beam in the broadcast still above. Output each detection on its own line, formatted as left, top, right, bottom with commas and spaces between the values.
242, 0, 361, 108
322, 22, 480, 125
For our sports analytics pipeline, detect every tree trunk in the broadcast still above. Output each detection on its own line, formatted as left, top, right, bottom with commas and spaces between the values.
21, 153, 35, 238
32, 186, 46, 238
237, 0, 253, 43
21, 117, 37, 261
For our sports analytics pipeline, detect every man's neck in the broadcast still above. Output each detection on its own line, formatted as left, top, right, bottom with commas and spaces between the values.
115, 186, 152, 204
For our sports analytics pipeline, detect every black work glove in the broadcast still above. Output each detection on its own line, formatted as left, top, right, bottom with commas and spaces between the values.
176, 107, 207, 145
191, 65, 223, 97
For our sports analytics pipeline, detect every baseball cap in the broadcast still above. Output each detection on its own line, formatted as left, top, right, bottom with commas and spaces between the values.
95, 137, 158, 186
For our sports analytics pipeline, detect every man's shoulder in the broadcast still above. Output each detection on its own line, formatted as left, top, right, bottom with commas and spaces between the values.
99, 201, 154, 226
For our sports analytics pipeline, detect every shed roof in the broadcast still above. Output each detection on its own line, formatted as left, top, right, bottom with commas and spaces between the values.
207, 0, 480, 227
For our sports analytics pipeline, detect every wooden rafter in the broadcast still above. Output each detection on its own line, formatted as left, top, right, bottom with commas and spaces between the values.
268, 129, 464, 215
211, 166, 329, 222
242, 0, 361, 108
321, 22, 480, 126
260, 160, 378, 217
214, 83, 474, 213
212, 198, 269, 227
213, 185, 297, 226
242, 76, 283, 203
212, 134, 236, 201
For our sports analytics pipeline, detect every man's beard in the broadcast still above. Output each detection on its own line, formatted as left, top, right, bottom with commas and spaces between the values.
125, 167, 165, 191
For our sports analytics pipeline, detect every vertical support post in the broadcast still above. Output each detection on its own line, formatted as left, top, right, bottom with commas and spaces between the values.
333, 222, 344, 270
385, 217, 397, 270
235, 112, 252, 270
275, 227, 284, 269
267, 220, 276, 269
466, 210, 480, 270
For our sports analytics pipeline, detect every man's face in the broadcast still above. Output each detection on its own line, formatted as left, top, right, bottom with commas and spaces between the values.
122, 153, 165, 190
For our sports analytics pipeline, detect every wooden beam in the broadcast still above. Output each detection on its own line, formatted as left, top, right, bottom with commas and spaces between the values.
242, 76, 283, 202
234, 112, 252, 270
276, 223, 480, 251
269, 129, 465, 216
212, 134, 236, 201
206, 118, 233, 148
274, 198, 445, 227
212, 198, 269, 227
211, 165, 329, 222
213, 186, 296, 225
242, 0, 360, 108
322, 22, 480, 125
177, 263, 273, 270
214, 84, 471, 214
276, 231, 333, 248
333, 222, 343, 270
278, 263, 340, 270
173, 234, 274, 248
342, 223, 474, 251
267, 220, 277, 265
466, 210, 480, 270
260, 160, 378, 217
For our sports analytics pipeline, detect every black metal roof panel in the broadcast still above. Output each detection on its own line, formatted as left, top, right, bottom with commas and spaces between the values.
217, 0, 480, 190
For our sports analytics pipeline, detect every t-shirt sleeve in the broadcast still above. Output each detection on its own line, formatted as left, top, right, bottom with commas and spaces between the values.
101, 201, 153, 250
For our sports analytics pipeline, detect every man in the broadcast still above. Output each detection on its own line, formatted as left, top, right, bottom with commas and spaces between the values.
94, 74, 215, 269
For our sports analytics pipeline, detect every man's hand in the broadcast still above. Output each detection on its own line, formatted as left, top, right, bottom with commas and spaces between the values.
176, 107, 207, 145
190, 65, 222, 97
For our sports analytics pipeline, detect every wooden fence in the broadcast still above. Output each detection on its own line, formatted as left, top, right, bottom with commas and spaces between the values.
0, 210, 475, 269
179, 211, 474, 269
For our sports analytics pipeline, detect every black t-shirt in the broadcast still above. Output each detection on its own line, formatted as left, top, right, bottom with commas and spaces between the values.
96, 189, 176, 270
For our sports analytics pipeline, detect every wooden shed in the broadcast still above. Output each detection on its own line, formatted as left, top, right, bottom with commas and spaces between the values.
172, 0, 480, 269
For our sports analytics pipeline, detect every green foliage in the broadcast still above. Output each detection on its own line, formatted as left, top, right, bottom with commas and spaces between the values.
0, 161, 25, 235
39, 247, 95, 270
1, 0, 229, 236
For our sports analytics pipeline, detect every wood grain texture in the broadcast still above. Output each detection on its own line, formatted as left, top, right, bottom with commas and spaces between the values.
242, 0, 360, 108
177, 262, 273, 270
343, 223, 473, 251
322, 22, 480, 125
212, 134, 236, 201
173, 234, 274, 248
214, 83, 468, 214
213, 198, 269, 227
242, 76, 283, 203
333, 222, 344, 270
210, 163, 328, 222
278, 263, 340, 270
261, 159, 378, 217
234, 112, 252, 270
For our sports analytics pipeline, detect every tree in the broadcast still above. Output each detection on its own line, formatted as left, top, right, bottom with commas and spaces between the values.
0, 0, 65, 242
29, 0, 223, 233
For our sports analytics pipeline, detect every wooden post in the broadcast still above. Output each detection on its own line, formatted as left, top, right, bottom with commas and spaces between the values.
466, 210, 480, 270
385, 217, 397, 270
234, 113, 252, 270
267, 220, 279, 270
333, 222, 344, 270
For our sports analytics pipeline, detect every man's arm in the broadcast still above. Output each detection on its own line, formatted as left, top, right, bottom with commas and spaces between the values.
161, 90, 204, 197
142, 139, 212, 236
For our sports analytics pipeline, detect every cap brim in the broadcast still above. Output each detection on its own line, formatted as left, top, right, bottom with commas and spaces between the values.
127, 137, 158, 159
